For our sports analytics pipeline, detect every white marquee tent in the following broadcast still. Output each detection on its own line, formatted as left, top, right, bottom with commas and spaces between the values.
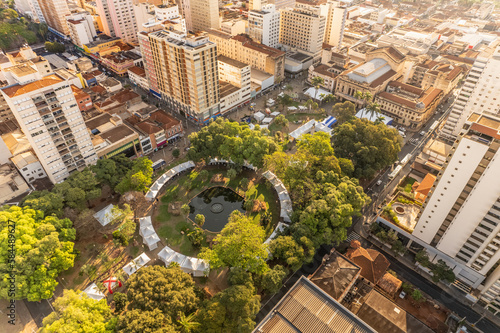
123, 253, 151, 276
93, 204, 116, 226
83, 283, 105, 301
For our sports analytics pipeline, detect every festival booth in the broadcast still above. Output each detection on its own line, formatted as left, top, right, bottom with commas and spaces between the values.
93, 204, 116, 226
83, 283, 105, 301
123, 253, 151, 276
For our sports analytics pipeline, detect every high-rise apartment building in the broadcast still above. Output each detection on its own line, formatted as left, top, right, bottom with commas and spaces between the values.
413, 112, 500, 301
190, 0, 220, 32
139, 30, 220, 123
38, 0, 71, 37
248, 4, 280, 49
207, 30, 286, 83
249, 0, 267, 11
27, 0, 45, 24
441, 46, 500, 140
279, 5, 326, 63
268, 0, 295, 10
96, 0, 138, 44
323, 1, 348, 50
0, 74, 98, 183
66, 12, 98, 48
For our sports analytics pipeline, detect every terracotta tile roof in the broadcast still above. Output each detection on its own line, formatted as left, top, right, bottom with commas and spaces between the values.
420, 87, 443, 107
149, 110, 180, 130
312, 64, 336, 78
90, 85, 106, 94
136, 120, 162, 135
71, 85, 90, 101
377, 273, 402, 296
346, 247, 390, 284
443, 55, 474, 65
232, 34, 285, 58
378, 92, 417, 108
128, 66, 146, 76
388, 81, 424, 95
415, 173, 436, 197
372, 46, 406, 62
2, 74, 63, 98
446, 66, 463, 81
369, 69, 397, 88
110, 89, 140, 104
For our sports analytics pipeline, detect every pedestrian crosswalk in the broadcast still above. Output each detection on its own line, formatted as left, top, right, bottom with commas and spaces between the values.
346, 232, 361, 243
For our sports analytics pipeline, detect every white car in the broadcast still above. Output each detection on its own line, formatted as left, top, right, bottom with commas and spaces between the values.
376, 180, 382, 186
420, 131, 426, 136
399, 291, 406, 299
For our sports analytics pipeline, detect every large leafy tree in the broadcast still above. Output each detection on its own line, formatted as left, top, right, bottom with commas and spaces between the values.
0, 206, 76, 301
269, 235, 314, 271
199, 211, 268, 274
116, 309, 176, 333
21, 190, 64, 216
333, 117, 402, 179
188, 118, 278, 168
92, 154, 133, 188
332, 101, 357, 125
52, 168, 101, 209
40, 290, 115, 333
126, 266, 198, 320
197, 285, 260, 333
116, 157, 153, 194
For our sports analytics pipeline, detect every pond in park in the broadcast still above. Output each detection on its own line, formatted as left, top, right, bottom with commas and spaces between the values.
188, 186, 245, 232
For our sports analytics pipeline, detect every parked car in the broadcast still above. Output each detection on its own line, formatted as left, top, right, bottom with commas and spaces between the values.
376, 180, 382, 186
420, 131, 426, 136
399, 291, 406, 299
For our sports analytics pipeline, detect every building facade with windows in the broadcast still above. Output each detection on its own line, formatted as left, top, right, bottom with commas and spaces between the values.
38, 0, 70, 37
248, 4, 280, 49
1, 74, 98, 183
96, 0, 138, 44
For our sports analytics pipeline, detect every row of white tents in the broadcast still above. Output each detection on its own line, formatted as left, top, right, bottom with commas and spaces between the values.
123, 253, 151, 276
158, 245, 209, 277
145, 161, 196, 201
139, 216, 161, 250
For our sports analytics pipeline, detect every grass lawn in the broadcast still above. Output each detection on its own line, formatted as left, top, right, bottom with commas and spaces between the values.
401, 176, 417, 193
154, 167, 280, 256
286, 112, 325, 123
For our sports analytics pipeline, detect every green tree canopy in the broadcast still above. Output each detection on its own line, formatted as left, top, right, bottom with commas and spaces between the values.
44, 41, 65, 53
21, 190, 64, 216
199, 211, 268, 274
333, 117, 402, 179
116, 157, 153, 194
188, 118, 278, 168
92, 154, 132, 188
40, 290, 115, 333
126, 266, 198, 320
259, 265, 287, 294
0, 206, 76, 301
197, 285, 260, 333
332, 101, 357, 125
116, 309, 176, 333
269, 235, 314, 271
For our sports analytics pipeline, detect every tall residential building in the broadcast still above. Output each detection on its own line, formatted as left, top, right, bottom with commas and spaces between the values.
279, 5, 325, 63
27, 0, 45, 24
268, 0, 295, 10
96, 0, 138, 44
38, 0, 71, 37
413, 112, 500, 306
190, 0, 220, 32
66, 12, 98, 48
0, 74, 98, 183
323, 1, 348, 50
207, 30, 286, 82
248, 4, 280, 49
441, 47, 500, 140
175, 0, 192, 31
249, 0, 267, 11
139, 30, 219, 123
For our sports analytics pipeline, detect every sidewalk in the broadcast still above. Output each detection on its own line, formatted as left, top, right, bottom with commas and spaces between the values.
360, 224, 500, 330
0, 299, 38, 333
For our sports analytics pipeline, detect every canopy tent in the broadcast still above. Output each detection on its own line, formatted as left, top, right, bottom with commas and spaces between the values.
243, 161, 257, 171
249, 123, 255, 130
123, 253, 151, 276
260, 125, 269, 130
143, 233, 161, 250
267, 98, 275, 106
264, 222, 288, 244
289, 119, 316, 140
321, 116, 337, 128
193, 259, 209, 277
166, 252, 188, 267
145, 190, 158, 200
304, 87, 331, 101
146, 162, 195, 201
263, 117, 273, 124
270, 111, 281, 117
93, 204, 116, 226
254, 111, 265, 122
83, 283, 105, 301
315, 122, 333, 136
287, 106, 297, 111
158, 245, 176, 263
180, 257, 199, 275
275, 183, 287, 194
356, 108, 393, 125
298, 105, 307, 110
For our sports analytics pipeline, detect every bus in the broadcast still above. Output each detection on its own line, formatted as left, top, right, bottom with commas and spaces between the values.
429, 120, 439, 132
388, 165, 403, 180
400, 153, 412, 166
152, 159, 166, 172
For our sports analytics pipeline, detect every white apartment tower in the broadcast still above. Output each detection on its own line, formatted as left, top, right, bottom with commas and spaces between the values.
248, 4, 280, 49
96, 0, 138, 44
269, 0, 295, 10
441, 46, 500, 140
66, 13, 97, 48
279, 5, 326, 63
1, 75, 98, 183
323, 1, 348, 50
414, 112, 500, 301
190, 0, 220, 32
249, 0, 267, 11
139, 30, 220, 123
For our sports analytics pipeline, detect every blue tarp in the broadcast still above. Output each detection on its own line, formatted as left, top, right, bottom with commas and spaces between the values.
321, 116, 337, 128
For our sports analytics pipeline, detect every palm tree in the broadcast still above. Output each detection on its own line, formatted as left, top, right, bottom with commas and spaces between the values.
311, 76, 325, 100
322, 93, 336, 104
365, 102, 381, 119
177, 313, 200, 333
353, 91, 373, 109
304, 99, 318, 112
